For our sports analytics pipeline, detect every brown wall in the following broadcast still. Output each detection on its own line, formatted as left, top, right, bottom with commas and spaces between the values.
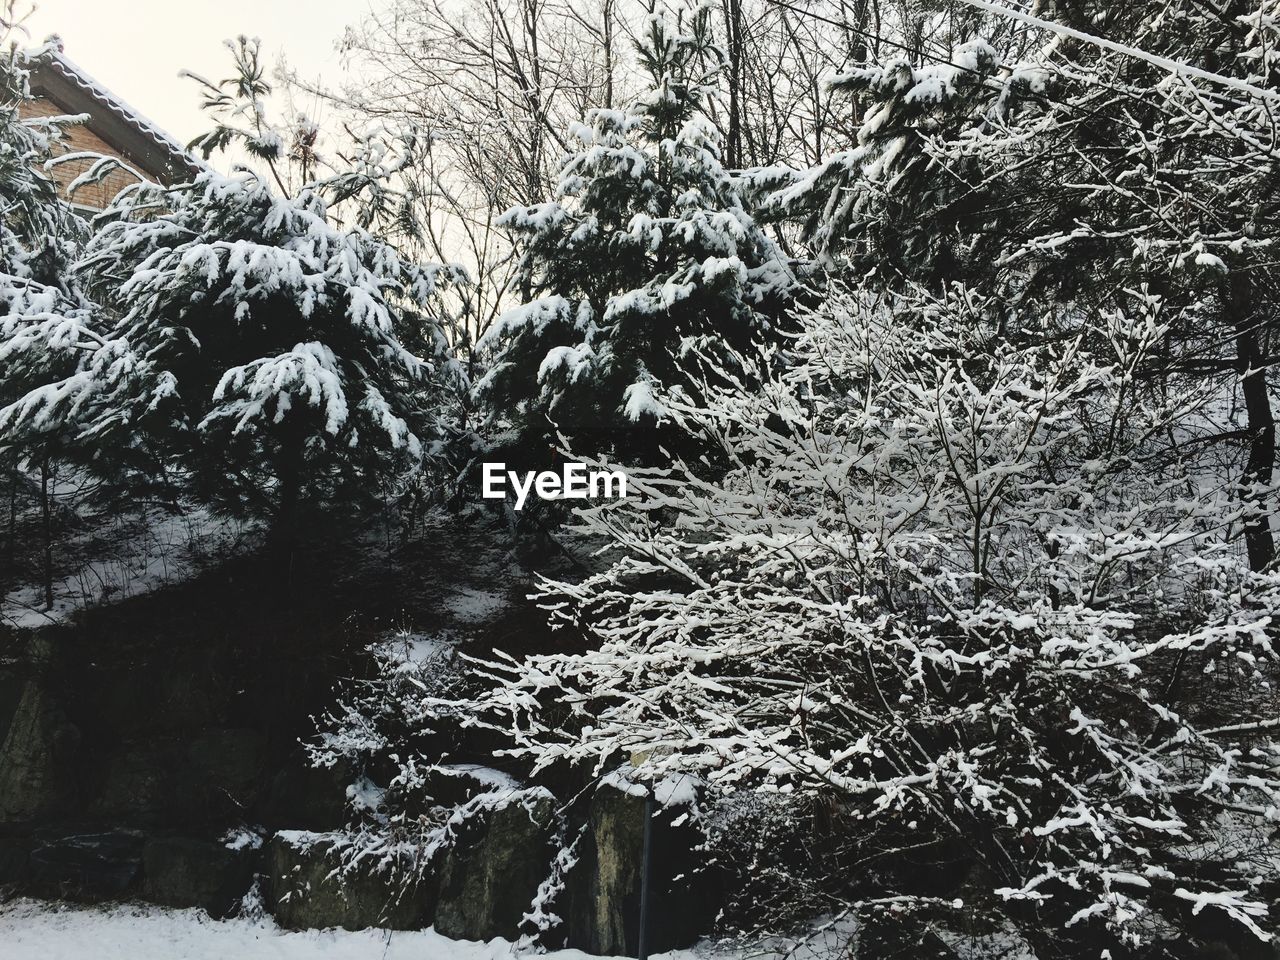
21, 97, 151, 211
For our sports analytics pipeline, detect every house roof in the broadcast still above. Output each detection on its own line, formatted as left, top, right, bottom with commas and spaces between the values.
24, 37, 205, 183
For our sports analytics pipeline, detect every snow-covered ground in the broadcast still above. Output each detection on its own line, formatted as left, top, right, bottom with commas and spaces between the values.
0, 900, 716, 960
444, 585, 509, 624
1, 506, 251, 630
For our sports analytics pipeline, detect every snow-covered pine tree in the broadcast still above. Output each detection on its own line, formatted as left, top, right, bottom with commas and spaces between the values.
757, 30, 1045, 280
0, 27, 99, 605
2, 44, 467, 543
478, 4, 794, 461
185, 35, 432, 247
58, 170, 464, 539
0, 32, 86, 287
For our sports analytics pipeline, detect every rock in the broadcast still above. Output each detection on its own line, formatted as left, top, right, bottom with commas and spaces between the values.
90, 738, 186, 823
0, 836, 32, 891
258, 751, 352, 832
186, 728, 265, 815
91, 728, 265, 825
27, 829, 144, 901
564, 783, 716, 957
565, 785, 645, 955
434, 791, 557, 941
265, 831, 433, 931
0, 663, 27, 744
89, 648, 224, 740
0, 679, 80, 824
141, 836, 257, 917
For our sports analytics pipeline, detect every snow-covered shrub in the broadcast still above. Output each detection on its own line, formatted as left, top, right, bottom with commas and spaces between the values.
311, 630, 472, 774
462, 283, 1280, 956
699, 790, 841, 941
306, 630, 559, 915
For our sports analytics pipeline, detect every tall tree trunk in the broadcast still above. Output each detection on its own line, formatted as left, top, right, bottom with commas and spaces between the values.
723, 0, 743, 168
274, 455, 301, 553
602, 0, 615, 109
40, 460, 54, 611
1228, 271, 1275, 572
7, 468, 16, 563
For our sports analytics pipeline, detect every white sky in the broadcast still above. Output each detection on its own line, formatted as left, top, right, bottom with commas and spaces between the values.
22, 0, 375, 149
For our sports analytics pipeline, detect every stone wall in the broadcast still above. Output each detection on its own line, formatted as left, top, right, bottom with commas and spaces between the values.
0, 619, 718, 957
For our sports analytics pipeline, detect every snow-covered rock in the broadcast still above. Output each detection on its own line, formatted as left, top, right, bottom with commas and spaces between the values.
265, 831, 433, 931
434, 790, 557, 941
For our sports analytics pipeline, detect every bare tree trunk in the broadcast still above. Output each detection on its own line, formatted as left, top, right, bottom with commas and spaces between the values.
722, 0, 743, 168
602, 0, 615, 109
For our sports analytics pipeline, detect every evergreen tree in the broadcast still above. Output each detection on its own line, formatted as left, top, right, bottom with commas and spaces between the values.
2, 43, 467, 543
0, 29, 96, 605
478, 5, 794, 461
760, 36, 1019, 279
0, 35, 86, 286
64, 171, 464, 539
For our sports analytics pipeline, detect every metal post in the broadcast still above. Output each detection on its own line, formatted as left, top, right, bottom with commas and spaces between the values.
637, 789, 656, 960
